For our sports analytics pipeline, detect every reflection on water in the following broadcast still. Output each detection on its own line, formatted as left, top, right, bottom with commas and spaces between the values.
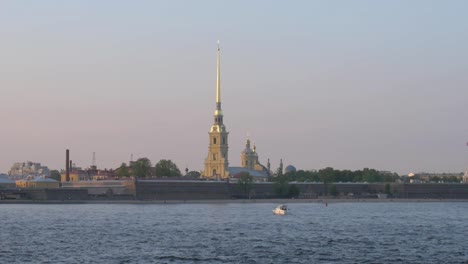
0, 202, 467, 263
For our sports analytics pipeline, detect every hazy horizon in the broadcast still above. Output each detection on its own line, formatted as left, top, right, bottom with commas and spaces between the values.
1, 1, 467, 175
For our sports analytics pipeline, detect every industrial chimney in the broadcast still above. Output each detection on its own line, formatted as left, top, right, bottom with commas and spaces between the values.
66, 149, 70, 182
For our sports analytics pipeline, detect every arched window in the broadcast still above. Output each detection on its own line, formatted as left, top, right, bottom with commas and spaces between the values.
213, 154, 216, 160
213, 137, 217, 144
222, 137, 226, 144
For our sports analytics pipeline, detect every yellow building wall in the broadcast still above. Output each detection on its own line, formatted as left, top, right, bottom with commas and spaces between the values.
16, 181, 59, 188
60, 173, 82, 182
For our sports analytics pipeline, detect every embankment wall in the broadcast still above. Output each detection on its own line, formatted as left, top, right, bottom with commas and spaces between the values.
135, 181, 468, 200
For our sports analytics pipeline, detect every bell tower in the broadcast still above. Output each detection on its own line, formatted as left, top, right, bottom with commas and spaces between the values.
202, 41, 229, 180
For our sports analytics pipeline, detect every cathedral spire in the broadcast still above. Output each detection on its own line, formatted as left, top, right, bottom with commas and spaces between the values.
203, 41, 229, 180
216, 40, 221, 110
213, 41, 224, 125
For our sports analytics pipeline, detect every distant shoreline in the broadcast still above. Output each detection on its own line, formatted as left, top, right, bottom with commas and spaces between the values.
1, 198, 468, 204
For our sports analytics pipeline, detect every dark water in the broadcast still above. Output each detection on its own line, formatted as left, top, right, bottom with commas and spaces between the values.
1, 202, 467, 264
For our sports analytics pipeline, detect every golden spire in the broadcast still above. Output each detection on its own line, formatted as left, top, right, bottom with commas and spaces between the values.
216, 40, 221, 105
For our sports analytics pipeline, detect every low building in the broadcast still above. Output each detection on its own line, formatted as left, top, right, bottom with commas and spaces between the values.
0, 175, 16, 189
60, 170, 91, 182
90, 169, 116, 181
16, 176, 59, 188
61, 180, 135, 197
61, 168, 116, 182
229, 167, 269, 182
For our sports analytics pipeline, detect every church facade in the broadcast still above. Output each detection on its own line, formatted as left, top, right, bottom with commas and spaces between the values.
228, 138, 271, 181
202, 43, 269, 181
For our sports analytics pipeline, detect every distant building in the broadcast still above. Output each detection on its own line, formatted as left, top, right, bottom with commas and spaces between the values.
61, 169, 91, 182
0, 175, 15, 189
16, 176, 59, 188
8, 161, 50, 178
463, 170, 468, 183
86, 166, 116, 180
61, 166, 117, 182
228, 138, 270, 182
285, 165, 297, 174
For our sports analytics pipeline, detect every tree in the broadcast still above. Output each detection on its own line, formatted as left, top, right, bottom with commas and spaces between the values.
385, 183, 392, 195
117, 163, 130, 178
133, 158, 152, 178
186, 171, 201, 178
288, 185, 300, 198
274, 182, 289, 198
362, 168, 381, 182
49, 170, 61, 181
319, 167, 336, 184
275, 166, 283, 177
431, 176, 441, 183
154, 159, 182, 177
273, 175, 290, 198
329, 184, 338, 197
237, 172, 254, 198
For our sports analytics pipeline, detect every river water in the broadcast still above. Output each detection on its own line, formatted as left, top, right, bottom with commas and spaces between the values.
1, 202, 467, 263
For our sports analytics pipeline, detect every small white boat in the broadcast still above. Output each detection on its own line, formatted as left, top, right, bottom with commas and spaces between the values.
273, 204, 287, 215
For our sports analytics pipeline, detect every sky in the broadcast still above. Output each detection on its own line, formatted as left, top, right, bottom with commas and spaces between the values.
1, 1, 467, 175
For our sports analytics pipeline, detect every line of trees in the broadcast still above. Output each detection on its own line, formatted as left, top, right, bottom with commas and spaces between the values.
276, 167, 400, 183
237, 172, 301, 199
116, 158, 182, 178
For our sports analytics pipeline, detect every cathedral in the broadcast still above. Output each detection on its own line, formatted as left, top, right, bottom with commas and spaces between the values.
202, 43, 270, 181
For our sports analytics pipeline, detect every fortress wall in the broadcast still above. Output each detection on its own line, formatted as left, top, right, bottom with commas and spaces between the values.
391, 183, 468, 199
136, 181, 231, 200
135, 181, 468, 200
24, 188, 88, 200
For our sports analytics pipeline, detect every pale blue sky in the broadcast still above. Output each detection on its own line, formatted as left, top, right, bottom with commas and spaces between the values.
1, 1, 467, 174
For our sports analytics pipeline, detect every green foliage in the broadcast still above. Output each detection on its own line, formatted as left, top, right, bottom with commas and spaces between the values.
329, 184, 338, 197
186, 171, 201, 178
132, 158, 152, 178
237, 172, 254, 197
117, 163, 130, 178
273, 176, 301, 198
447, 176, 461, 183
273, 167, 400, 184
431, 176, 441, 183
288, 185, 300, 198
385, 183, 392, 195
362, 168, 379, 182
49, 170, 61, 181
155, 159, 181, 177
273, 181, 290, 198
319, 167, 336, 184
275, 166, 283, 177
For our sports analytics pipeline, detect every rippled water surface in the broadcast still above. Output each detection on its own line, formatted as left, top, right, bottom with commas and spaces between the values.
1, 202, 467, 263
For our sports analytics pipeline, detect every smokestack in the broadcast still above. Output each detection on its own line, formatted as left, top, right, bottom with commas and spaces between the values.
66, 149, 70, 182
70, 160, 73, 171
